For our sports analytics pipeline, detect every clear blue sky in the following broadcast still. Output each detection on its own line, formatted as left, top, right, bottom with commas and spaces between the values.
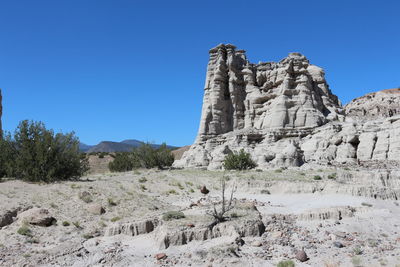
1, 0, 399, 146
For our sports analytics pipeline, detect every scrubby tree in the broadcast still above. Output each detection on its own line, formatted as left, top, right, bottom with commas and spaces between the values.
109, 152, 136, 172
0, 132, 17, 178
108, 143, 175, 172
0, 120, 88, 182
223, 149, 257, 170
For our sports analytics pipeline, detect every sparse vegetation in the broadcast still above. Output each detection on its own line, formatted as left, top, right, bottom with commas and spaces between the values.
82, 233, 94, 239
138, 177, 147, 183
62, 221, 70, 226
110, 216, 121, 222
328, 173, 337, 179
108, 152, 135, 172
206, 176, 237, 226
162, 211, 185, 221
351, 256, 362, 266
109, 143, 174, 172
17, 225, 32, 237
72, 221, 82, 229
313, 175, 322, 180
277, 260, 295, 267
353, 247, 363, 255
0, 120, 88, 182
166, 189, 178, 195
107, 197, 117, 206
79, 194, 93, 203
223, 149, 257, 170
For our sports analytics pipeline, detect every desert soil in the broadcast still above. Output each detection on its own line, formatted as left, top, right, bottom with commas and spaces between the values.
0, 167, 399, 267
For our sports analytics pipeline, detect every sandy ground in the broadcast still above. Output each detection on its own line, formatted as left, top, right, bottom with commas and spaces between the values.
0, 168, 399, 266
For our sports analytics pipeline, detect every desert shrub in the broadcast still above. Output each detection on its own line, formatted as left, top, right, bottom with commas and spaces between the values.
62, 221, 70, 226
109, 152, 136, 172
162, 211, 185, 221
110, 216, 121, 222
108, 143, 174, 172
0, 121, 88, 182
0, 133, 17, 178
17, 225, 32, 237
98, 152, 108, 159
138, 177, 147, 183
328, 173, 337, 179
277, 260, 295, 267
223, 149, 257, 170
313, 175, 322, 180
132, 143, 174, 169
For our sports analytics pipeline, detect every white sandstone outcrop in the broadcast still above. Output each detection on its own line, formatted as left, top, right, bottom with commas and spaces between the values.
175, 45, 400, 169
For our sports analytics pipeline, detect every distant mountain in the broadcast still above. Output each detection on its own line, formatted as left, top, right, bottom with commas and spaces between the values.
120, 139, 144, 147
82, 139, 179, 153
79, 142, 93, 152
87, 141, 135, 153
121, 139, 178, 150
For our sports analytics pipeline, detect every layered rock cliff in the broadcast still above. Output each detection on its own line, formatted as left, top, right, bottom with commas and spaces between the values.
345, 88, 400, 120
174, 44, 400, 170
197, 44, 343, 142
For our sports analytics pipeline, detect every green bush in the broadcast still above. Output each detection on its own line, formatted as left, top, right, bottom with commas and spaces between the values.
109, 152, 136, 172
313, 175, 322, 180
132, 143, 174, 169
162, 211, 185, 221
0, 133, 17, 178
0, 120, 88, 182
108, 143, 174, 172
17, 225, 32, 237
277, 260, 295, 267
223, 149, 257, 170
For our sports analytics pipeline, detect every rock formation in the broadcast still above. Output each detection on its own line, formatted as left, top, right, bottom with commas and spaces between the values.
174, 44, 400, 169
345, 88, 400, 120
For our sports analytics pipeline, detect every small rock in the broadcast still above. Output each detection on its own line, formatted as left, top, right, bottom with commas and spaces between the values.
155, 253, 167, 260
271, 231, 283, 238
334, 231, 347, 238
295, 250, 309, 262
333, 241, 344, 248
87, 204, 106, 215
200, 186, 209, 195
251, 241, 262, 247
17, 208, 56, 227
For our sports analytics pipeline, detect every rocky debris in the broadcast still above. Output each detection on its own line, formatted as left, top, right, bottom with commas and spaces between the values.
345, 88, 400, 120
174, 44, 400, 170
200, 185, 210, 195
333, 241, 345, 248
295, 250, 308, 262
87, 203, 105, 215
17, 208, 56, 226
0, 206, 30, 228
105, 218, 160, 236
157, 216, 265, 249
